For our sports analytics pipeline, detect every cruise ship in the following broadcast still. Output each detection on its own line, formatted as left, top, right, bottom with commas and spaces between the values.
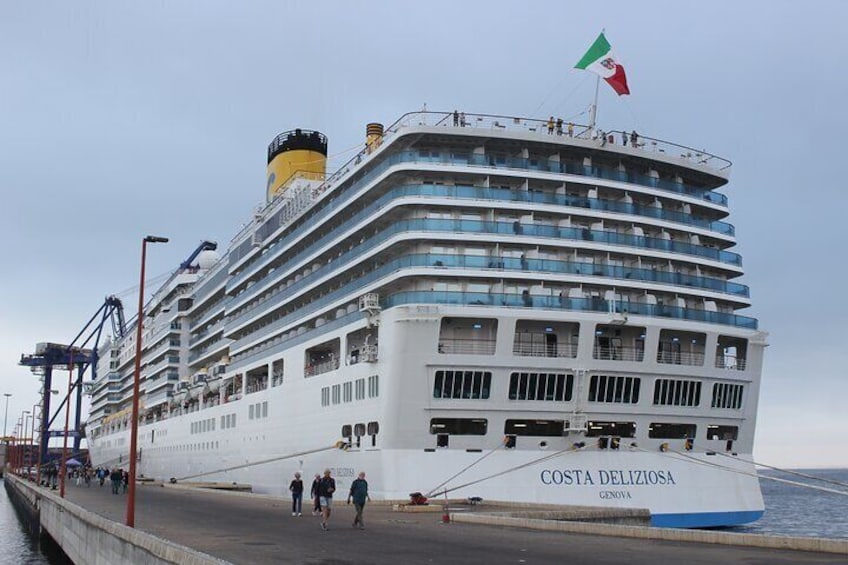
86, 110, 767, 528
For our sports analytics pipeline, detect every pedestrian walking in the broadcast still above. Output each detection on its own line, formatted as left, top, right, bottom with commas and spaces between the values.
453, 110, 459, 126
110, 468, 121, 494
567, 122, 574, 137
622, 131, 628, 146
556, 118, 563, 136
311, 473, 322, 515
289, 472, 304, 516
630, 130, 639, 147
347, 471, 371, 530
459, 112, 467, 127
318, 469, 336, 531
547, 116, 554, 134
121, 469, 129, 494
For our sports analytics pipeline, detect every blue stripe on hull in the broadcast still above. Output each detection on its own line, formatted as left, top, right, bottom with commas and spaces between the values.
651, 510, 764, 528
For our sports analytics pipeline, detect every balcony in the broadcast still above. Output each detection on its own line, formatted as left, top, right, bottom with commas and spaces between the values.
304, 357, 340, 377
657, 350, 706, 366
593, 344, 645, 362
513, 342, 577, 358
715, 356, 747, 371
438, 338, 496, 355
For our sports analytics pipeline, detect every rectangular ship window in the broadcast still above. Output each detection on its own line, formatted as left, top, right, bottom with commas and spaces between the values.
652, 379, 702, 407
588, 375, 640, 404
367, 375, 379, 398
706, 425, 739, 440
508, 372, 573, 401
648, 422, 697, 439
433, 370, 492, 399
711, 383, 744, 409
504, 419, 565, 436
586, 421, 636, 438
429, 418, 488, 435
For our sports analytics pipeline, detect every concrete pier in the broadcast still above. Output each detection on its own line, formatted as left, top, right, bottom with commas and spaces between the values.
6, 474, 847, 564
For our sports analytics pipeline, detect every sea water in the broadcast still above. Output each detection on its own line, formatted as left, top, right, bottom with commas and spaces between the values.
730, 468, 848, 539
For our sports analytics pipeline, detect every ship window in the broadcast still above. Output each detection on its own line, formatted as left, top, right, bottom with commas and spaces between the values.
508, 372, 573, 401
433, 370, 492, 399
249, 405, 255, 420
648, 423, 697, 439
355, 378, 366, 400
711, 383, 744, 409
321, 386, 330, 407
262, 401, 268, 418
586, 421, 636, 438
367, 421, 379, 436
588, 375, 640, 404
429, 418, 488, 435
367, 375, 379, 398
706, 425, 738, 440
652, 379, 701, 407
504, 419, 565, 436
342, 424, 352, 440
343, 382, 353, 403
332, 384, 341, 405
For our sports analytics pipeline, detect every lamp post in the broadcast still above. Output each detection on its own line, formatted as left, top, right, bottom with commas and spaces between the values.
14, 420, 22, 474
30, 404, 38, 481
22, 411, 31, 478
127, 235, 168, 528
3, 393, 11, 443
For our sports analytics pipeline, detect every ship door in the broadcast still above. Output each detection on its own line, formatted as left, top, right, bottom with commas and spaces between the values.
546, 333, 558, 357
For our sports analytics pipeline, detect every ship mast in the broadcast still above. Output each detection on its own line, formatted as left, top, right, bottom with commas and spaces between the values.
588, 75, 601, 133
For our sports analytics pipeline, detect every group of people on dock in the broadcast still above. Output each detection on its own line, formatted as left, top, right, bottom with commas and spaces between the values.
288, 468, 370, 531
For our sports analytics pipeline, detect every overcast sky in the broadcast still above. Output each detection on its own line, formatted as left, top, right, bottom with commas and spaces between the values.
1, 1, 846, 469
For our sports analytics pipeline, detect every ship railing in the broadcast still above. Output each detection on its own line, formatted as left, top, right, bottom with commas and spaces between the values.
715, 356, 747, 371
512, 342, 578, 358
304, 358, 340, 377
226, 216, 745, 342
592, 345, 646, 362
245, 379, 268, 394
382, 111, 732, 170
657, 350, 706, 366
437, 339, 496, 355
228, 146, 733, 296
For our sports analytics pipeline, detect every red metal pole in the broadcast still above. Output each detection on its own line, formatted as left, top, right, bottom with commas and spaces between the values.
60, 353, 73, 497
126, 238, 147, 527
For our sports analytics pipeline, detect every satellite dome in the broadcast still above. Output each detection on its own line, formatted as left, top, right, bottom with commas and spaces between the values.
196, 249, 221, 270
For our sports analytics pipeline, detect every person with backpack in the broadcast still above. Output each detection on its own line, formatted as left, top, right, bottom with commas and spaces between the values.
347, 471, 371, 530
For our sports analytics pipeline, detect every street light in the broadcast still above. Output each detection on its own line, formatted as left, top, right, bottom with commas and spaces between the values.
127, 234, 168, 527
3, 393, 11, 443
31, 404, 39, 481
22, 411, 31, 478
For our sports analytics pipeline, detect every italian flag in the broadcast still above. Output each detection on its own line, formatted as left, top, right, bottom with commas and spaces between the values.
574, 32, 630, 96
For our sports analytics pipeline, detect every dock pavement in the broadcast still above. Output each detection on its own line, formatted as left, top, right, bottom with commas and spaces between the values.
60, 480, 845, 565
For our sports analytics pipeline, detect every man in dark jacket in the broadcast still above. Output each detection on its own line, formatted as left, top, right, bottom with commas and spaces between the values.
318, 469, 335, 530
347, 471, 371, 529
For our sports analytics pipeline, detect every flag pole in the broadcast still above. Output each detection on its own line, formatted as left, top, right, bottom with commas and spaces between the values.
589, 74, 600, 133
